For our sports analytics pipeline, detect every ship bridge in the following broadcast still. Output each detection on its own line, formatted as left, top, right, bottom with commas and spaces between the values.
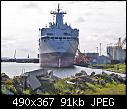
50, 4, 66, 28
39, 4, 79, 38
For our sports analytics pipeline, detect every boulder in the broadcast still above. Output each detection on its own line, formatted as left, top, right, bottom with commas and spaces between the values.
80, 70, 87, 76
65, 91, 72, 95
1, 73, 10, 81
112, 77, 120, 84
105, 76, 114, 83
39, 77, 54, 84
27, 75, 41, 90
47, 70, 53, 78
109, 74, 125, 84
102, 72, 108, 76
75, 70, 87, 77
77, 79, 84, 84
90, 72, 95, 77
110, 73, 115, 77
98, 80, 106, 86
83, 76, 97, 84
114, 74, 125, 83
36, 89, 42, 94
94, 74, 102, 79
70, 78, 78, 83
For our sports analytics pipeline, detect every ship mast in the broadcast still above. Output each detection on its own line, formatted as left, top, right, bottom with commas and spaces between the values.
50, 4, 66, 28
57, 3, 60, 13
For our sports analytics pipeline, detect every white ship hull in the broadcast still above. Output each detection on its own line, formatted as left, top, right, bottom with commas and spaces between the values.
39, 38, 79, 67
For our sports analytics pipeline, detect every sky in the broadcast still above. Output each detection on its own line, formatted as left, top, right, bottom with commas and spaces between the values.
1, 1, 126, 58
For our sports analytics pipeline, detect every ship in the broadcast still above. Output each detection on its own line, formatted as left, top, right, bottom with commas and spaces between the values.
38, 4, 79, 67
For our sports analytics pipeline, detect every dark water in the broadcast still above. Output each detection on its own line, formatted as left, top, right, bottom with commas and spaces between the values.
1, 62, 125, 78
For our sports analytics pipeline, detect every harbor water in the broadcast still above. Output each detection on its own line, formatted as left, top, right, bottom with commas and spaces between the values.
1, 62, 125, 78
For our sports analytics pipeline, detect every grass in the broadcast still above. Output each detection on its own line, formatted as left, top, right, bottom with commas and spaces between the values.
92, 64, 126, 74
83, 82, 126, 95
53, 79, 126, 95
1, 86, 7, 94
94, 83, 126, 95
1, 84, 17, 94
105, 64, 126, 74
23, 89, 31, 95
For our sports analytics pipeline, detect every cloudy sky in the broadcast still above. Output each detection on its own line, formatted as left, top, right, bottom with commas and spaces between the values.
1, 1, 126, 58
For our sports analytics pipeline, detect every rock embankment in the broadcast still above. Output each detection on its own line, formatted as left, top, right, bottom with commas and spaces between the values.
1, 70, 125, 95
1, 70, 60, 95
68, 70, 125, 86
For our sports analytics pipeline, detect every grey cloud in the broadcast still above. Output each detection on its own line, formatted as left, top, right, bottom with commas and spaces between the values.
19, 2, 42, 14
21, 2, 40, 9
1, 42, 8, 48
85, 12, 93, 16
97, 12, 104, 15
83, 9, 104, 17
19, 47, 37, 55
76, 17, 85, 23
2, 34, 17, 41
1, 40, 16, 49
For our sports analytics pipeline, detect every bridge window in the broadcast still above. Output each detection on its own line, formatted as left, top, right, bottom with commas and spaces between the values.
67, 37, 70, 39
63, 37, 66, 39
51, 37, 54, 39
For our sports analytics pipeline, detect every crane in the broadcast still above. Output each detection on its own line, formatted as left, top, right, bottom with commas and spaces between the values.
77, 48, 85, 62
14, 50, 16, 59
75, 48, 90, 66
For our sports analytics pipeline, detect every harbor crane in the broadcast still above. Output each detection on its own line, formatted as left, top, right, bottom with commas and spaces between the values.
75, 48, 90, 66
14, 50, 16, 59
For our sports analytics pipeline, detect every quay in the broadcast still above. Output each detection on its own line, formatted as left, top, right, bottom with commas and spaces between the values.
1, 58, 39, 63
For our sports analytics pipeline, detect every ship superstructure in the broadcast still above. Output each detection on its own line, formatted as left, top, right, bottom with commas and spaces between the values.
38, 4, 79, 67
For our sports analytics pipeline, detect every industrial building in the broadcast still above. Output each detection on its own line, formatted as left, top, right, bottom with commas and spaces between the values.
85, 53, 111, 64
74, 37, 126, 65
97, 55, 111, 64
85, 53, 99, 64
107, 37, 126, 63
107, 46, 126, 63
